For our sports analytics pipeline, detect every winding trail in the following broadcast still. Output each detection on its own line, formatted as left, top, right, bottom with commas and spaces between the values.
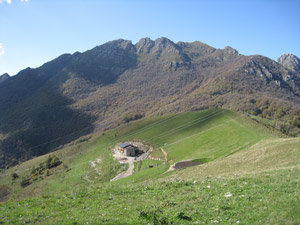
89, 158, 102, 175
160, 147, 168, 162
109, 141, 152, 181
110, 157, 135, 181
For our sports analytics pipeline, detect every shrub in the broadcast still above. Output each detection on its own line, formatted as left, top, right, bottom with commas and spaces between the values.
123, 114, 144, 123
176, 211, 192, 221
139, 206, 170, 224
46, 156, 62, 169
11, 172, 19, 180
21, 177, 32, 188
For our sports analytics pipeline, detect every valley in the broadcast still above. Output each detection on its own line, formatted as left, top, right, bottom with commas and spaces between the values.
1, 108, 299, 224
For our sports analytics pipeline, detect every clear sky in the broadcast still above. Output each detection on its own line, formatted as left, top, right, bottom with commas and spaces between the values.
0, 0, 299, 76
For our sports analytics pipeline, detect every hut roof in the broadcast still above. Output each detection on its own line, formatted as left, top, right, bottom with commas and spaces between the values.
119, 142, 131, 148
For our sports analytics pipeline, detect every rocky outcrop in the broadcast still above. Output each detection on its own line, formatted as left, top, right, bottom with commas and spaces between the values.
224, 46, 239, 55
135, 37, 191, 70
241, 55, 300, 92
136, 37, 155, 54
243, 59, 281, 82
277, 53, 300, 72
0, 73, 10, 84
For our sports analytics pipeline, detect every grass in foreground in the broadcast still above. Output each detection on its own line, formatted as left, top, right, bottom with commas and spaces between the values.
1, 168, 299, 224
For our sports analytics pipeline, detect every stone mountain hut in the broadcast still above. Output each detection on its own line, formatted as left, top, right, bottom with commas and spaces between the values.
118, 142, 140, 157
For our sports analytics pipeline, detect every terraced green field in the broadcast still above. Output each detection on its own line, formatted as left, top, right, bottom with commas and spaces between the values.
1, 108, 300, 224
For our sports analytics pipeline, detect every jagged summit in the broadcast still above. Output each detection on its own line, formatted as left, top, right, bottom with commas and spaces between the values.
136, 37, 188, 56
101, 39, 134, 50
0, 73, 10, 84
224, 46, 239, 55
0, 73, 10, 78
277, 53, 300, 72
135, 37, 154, 54
134, 37, 190, 69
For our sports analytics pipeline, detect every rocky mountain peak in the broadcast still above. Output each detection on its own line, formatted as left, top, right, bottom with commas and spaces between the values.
224, 46, 239, 55
0, 73, 10, 84
152, 37, 180, 55
135, 37, 179, 55
152, 37, 190, 62
83, 39, 137, 68
97, 39, 135, 53
135, 37, 190, 68
117, 40, 135, 52
277, 53, 300, 72
154, 37, 174, 46
0, 73, 10, 78
135, 37, 154, 54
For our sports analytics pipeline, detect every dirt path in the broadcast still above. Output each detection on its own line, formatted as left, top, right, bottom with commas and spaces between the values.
160, 147, 168, 162
110, 157, 134, 181
166, 161, 177, 173
89, 157, 102, 175
110, 141, 152, 181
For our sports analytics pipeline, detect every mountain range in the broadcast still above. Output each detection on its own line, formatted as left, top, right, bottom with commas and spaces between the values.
1, 37, 300, 168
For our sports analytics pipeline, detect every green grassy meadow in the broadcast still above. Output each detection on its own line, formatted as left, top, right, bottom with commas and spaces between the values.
1, 168, 299, 224
1, 108, 300, 224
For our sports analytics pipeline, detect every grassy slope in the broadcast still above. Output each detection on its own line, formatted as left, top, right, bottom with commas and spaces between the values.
0, 112, 179, 199
1, 108, 300, 224
172, 138, 300, 180
0, 109, 285, 195
116, 108, 280, 161
112, 108, 283, 184
1, 169, 299, 224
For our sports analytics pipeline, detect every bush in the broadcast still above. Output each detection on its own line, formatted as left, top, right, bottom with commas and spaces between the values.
176, 211, 192, 221
45, 169, 51, 177
46, 156, 62, 169
20, 155, 62, 187
123, 114, 144, 123
21, 177, 32, 188
11, 172, 19, 180
139, 206, 170, 224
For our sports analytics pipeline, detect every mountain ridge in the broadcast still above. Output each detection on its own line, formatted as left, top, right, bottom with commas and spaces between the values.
0, 37, 300, 168
0, 73, 10, 84
277, 53, 300, 72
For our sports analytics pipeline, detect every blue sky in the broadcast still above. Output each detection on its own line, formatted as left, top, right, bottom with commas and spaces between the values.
0, 0, 299, 75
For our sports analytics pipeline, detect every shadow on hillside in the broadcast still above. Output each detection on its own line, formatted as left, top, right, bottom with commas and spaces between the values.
68, 43, 138, 85
0, 42, 141, 168
0, 69, 96, 168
